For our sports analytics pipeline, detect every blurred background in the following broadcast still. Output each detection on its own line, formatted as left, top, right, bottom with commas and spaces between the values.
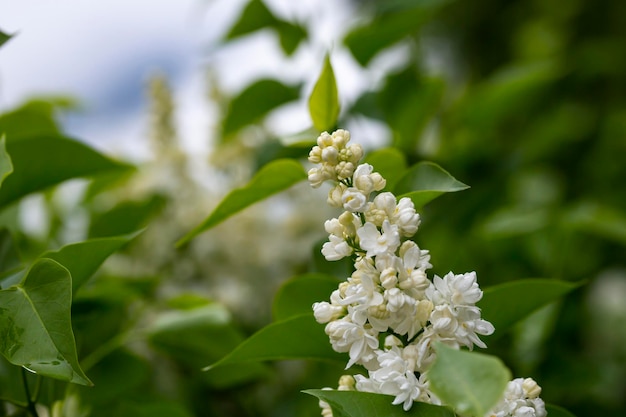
1, 0, 625, 416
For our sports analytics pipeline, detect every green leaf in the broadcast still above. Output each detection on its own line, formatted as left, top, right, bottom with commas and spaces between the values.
0, 99, 71, 139
222, 79, 301, 138
0, 134, 132, 209
363, 148, 407, 190
177, 159, 306, 246
545, 404, 577, 417
0, 258, 91, 385
88, 194, 166, 238
0, 228, 20, 278
41, 231, 142, 294
308, 54, 340, 132
0, 29, 12, 48
0, 136, 13, 188
303, 390, 455, 417
226, 0, 277, 39
147, 302, 267, 388
344, 0, 448, 66
429, 343, 510, 417
204, 314, 343, 371
393, 161, 469, 208
272, 273, 340, 321
225, 0, 306, 55
480, 279, 582, 336
562, 201, 626, 245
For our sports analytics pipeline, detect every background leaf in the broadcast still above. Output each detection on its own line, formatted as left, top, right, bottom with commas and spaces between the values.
204, 314, 343, 371
480, 279, 582, 336
147, 302, 268, 388
308, 54, 340, 132
545, 404, 578, 417
88, 194, 166, 238
0, 134, 132, 209
363, 147, 407, 190
393, 161, 469, 208
0, 258, 91, 385
177, 159, 306, 245
41, 231, 142, 293
222, 79, 301, 137
0, 229, 20, 278
303, 390, 455, 417
0, 29, 11, 48
272, 273, 340, 321
429, 343, 510, 417
0, 136, 13, 188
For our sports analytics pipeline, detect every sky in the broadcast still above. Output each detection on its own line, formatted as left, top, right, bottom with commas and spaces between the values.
0, 0, 387, 160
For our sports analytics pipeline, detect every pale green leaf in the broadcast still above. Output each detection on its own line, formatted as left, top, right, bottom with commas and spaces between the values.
429, 343, 510, 417
303, 390, 455, 417
394, 161, 469, 208
0, 136, 13, 188
0, 134, 131, 209
0, 258, 91, 385
480, 279, 582, 336
309, 54, 340, 132
363, 147, 407, 190
204, 314, 343, 371
41, 231, 142, 294
177, 159, 306, 246
272, 273, 340, 321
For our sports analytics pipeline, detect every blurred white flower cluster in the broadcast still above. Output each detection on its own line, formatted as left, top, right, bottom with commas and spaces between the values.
309, 130, 547, 417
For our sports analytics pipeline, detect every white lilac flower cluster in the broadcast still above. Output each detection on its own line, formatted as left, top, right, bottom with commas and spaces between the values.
308, 129, 547, 417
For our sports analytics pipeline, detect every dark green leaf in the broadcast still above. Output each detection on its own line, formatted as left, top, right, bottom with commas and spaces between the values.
275, 21, 307, 55
0, 134, 132, 209
303, 390, 455, 417
0, 136, 13, 188
222, 79, 301, 137
363, 148, 407, 190
226, 0, 278, 40
0, 99, 73, 139
89, 194, 165, 238
272, 273, 340, 321
429, 343, 510, 417
545, 404, 577, 417
309, 54, 340, 132
480, 279, 582, 336
41, 231, 142, 293
177, 159, 306, 246
562, 201, 626, 245
147, 303, 267, 388
0, 228, 21, 278
344, 0, 448, 66
0, 29, 12, 48
393, 161, 469, 208
204, 314, 343, 371
0, 258, 91, 385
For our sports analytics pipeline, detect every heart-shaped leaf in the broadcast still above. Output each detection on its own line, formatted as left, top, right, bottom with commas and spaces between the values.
0, 258, 91, 385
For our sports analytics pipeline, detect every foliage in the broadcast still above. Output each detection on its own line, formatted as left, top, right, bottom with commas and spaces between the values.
1, 0, 625, 415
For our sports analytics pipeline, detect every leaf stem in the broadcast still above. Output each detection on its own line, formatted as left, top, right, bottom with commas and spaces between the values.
21, 368, 39, 417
